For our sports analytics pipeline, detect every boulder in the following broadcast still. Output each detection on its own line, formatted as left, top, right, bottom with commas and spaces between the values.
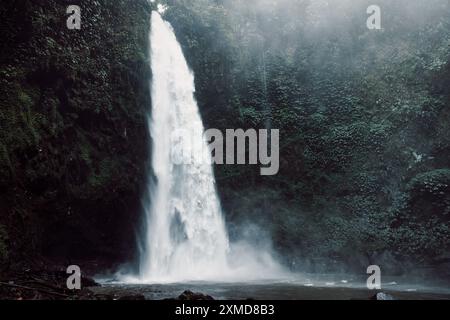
177, 290, 214, 301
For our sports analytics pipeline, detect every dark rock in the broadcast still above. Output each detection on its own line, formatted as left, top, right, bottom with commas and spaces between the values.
118, 294, 146, 300
370, 292, 395, 300
81, 276, 99, 288
177, 290, 214, 301
92, 294, 115, 301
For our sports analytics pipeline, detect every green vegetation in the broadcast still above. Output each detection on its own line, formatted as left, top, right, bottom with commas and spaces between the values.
161, 0, 450, 272
0, 0, 448, 275
0, 0, 155, 266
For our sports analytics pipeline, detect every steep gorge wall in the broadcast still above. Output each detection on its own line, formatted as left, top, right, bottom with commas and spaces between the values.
163, 0, 450, 275
0, 0, 154, 269
1, 0, 449, 278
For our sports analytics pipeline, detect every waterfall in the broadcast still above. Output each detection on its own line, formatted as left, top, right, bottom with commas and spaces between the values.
139, 11, 230, 282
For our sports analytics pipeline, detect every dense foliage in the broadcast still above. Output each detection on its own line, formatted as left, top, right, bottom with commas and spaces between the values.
0, 0, 448, 278
162, 0, 450, 274
0, 0, 153, 270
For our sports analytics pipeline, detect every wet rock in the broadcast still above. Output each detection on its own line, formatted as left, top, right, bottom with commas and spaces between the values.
75, 288, 96, 300
82, 276, 99, 288
177, 290, 214, 301
92, 294, 116, 300
371, 292, 395, 300
118, 294, 146, 300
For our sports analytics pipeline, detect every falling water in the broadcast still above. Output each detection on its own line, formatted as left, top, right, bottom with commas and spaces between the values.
139, 11, 230, 282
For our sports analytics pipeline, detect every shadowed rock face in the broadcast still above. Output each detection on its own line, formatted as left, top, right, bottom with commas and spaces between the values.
177, 290, 215, 301
371, 292, 395, 300
0, 0, 154, 269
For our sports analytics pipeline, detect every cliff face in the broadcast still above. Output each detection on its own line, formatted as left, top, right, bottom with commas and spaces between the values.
163, 0, 450, 273
1, 0, 449, 277
0, 0, 153, 268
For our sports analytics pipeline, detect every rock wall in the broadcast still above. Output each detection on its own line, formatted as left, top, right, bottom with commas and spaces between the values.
0, 0, 154, 269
